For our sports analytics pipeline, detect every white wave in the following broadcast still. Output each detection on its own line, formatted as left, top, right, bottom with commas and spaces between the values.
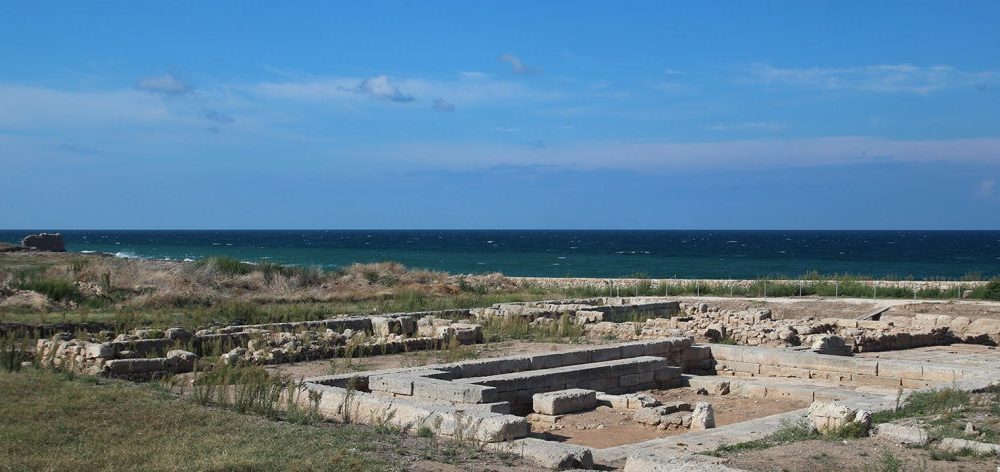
80, 250, 96, 254
113, 251, 141, 259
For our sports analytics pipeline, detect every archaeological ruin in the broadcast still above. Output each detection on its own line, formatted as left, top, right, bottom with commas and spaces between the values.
32, 295, 1000, 470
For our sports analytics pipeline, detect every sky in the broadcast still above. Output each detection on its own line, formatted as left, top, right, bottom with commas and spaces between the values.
1, 1, 999, 229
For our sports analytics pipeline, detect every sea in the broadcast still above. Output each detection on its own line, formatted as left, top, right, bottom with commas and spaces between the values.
2, 230, 999, 279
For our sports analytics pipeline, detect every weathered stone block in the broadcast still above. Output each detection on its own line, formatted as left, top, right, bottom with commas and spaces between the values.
532, 389, 597, 415
502, 438, 593, 470
875, 423, 929, 446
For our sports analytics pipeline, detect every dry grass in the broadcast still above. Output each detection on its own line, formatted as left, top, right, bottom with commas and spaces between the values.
0, 253, 559, 331
0, 368, 528, 471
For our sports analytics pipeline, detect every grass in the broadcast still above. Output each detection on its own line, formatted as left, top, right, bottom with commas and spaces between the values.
705, 418, 868, 457
0, 369, 385, 471
1, 368, 522, 471
872, 388, 971, 424
481, 313, 585, 343
3, 253, 1000, 338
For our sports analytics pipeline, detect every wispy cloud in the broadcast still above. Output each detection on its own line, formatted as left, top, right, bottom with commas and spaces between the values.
750, 63, 996, 94
352, 75, 414, 103
135, 73, 193, 97
432, 98, 455, 112
499, 53, 542, 75
252, 73, 559, 107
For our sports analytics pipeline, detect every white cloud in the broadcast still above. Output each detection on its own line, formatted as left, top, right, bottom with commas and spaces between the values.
252, 73, 559, 107
499, 53, 542, 75
353, 75, 414, 102
751, 63, 996, 94
135, 73, 193, 97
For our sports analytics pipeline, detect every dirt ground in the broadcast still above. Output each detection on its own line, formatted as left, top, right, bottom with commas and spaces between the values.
530, 387, 808, 449
677, 296, 1000, 322
720, 438, 998, 472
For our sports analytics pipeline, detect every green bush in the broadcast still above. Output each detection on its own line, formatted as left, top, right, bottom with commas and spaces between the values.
11, 277, 82, 302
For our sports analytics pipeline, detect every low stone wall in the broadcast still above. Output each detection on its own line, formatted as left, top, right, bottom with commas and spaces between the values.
36, 337, 197, 379
703, 344, 968, 389
470, 297, 680, 323
586, 301, 1000, 354
301, 338, 694, 437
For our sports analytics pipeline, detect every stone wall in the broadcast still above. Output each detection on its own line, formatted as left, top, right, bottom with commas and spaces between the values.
703, 344, 968, 389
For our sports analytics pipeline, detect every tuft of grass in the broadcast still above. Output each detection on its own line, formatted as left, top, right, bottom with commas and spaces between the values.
873, 388, 970, 424
10, 275, 82, 302
705, 419, 819, 456
864, 449, 903, 472
481, 313, 584, 343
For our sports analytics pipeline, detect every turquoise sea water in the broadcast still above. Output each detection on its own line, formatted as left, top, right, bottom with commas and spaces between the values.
2, 230, 999, 279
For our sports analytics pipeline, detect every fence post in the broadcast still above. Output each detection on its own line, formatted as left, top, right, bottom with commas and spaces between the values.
873, 281, 877, 301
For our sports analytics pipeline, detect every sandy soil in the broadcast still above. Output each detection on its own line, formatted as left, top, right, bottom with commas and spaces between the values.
531, 387, 808, 449
721, 438, 997, 472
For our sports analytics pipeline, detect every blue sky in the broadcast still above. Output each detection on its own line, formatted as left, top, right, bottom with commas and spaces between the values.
1, 1, 998, 229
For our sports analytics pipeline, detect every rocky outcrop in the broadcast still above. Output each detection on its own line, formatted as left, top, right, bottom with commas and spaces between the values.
21, 233, 66, 252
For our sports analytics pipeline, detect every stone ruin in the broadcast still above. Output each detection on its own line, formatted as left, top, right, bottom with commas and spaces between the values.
28, 296, 1000, 470
36, 309, 486, 379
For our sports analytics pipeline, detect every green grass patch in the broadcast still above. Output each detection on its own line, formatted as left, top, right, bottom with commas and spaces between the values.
0, 369, 388, 471
872, 388, 970, 424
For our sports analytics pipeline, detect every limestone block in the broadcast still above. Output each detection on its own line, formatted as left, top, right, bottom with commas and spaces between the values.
808, 401, 867, 433
532, 389, 597, 415
690, 402, 715, 430
876, 360, 923, 380
103, 358, 168, 375
686, 377, 731, 395
590, 346, 623, 363
596, 392, 629, 410
85, 342, 114, 359
809, 335, 852, 356
413, 378, 498, 403
939, 437, 1000, 455
874, 423, 929, 446
715, 360, 761, 374
966, 318, 1000, 335
165, 349, 197, 371
633, 406, 666, 425
369, 375, 414, 396
620, 371, 655, 388
502, 438, 594, 470
852, 373, 902, 388
733, 382, 767, 398
624, 451, 742, 472
760, 364, 810, 379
